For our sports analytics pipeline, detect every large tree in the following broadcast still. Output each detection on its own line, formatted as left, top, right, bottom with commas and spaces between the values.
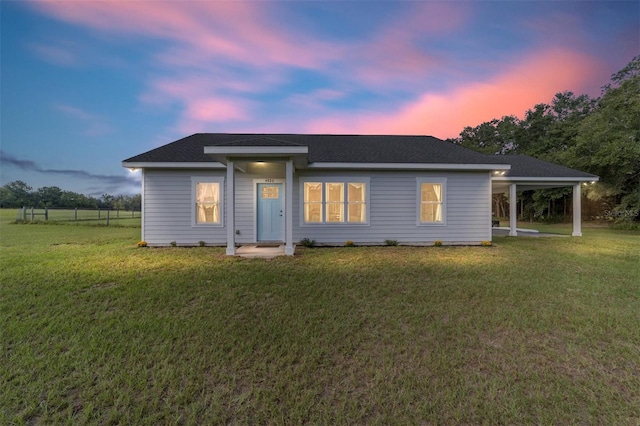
0, 181, 33, 208
455, 115, 521, 155
566, 55, 640, 217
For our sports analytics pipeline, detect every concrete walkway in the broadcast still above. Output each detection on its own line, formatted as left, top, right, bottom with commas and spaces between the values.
235, 245, 294, 258
492, 228, 568, 238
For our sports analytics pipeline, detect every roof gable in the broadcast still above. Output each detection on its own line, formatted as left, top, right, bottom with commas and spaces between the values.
216, 136, 304, 147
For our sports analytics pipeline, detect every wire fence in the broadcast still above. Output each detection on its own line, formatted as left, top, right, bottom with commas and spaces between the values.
16, 207, 141, 226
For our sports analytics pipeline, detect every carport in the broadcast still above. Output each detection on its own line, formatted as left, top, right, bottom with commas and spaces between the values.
490, 155, 598, 237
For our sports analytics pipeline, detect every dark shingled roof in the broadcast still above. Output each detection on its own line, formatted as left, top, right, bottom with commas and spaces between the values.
123, 133, 597, 179
487, 154, 598, 179
124, 133, 497, 164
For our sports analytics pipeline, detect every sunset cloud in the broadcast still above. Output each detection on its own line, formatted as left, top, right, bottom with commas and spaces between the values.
27, 1, 619, 140
304, 48, 606, 139
29, 1, 339, 69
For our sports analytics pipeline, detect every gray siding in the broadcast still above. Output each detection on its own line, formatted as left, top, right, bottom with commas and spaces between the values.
142, 167, 491, 246
143, 169, 227, 246
292, 170, 492, 245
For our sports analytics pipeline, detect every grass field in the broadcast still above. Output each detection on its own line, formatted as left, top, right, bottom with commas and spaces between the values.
1, 213, 639, 424
9, 207, 141, 227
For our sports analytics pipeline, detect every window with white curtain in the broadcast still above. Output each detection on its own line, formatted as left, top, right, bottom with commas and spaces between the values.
192, 177, 223, 226
302, 178, 369, 224
326, 182, 344, 222
303, 182, 323, 223
417, 179, 446, 224
347, 182, 366, 223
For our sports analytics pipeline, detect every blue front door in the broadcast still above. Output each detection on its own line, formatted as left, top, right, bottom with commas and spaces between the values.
257, 183, 283, 241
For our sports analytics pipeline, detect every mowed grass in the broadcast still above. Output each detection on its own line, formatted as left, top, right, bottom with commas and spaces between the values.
1, 217, 639, 424
9, 207, 141, 227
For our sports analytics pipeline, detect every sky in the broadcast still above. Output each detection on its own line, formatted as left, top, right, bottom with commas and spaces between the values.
1, 1, 638, 196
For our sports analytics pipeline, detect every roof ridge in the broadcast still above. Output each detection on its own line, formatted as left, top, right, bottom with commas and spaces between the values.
233, 136, 303, 146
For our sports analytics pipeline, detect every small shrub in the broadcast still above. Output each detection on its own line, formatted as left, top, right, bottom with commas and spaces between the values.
433, 240, 443, 247
198, 240, 206, 247
137, 241, 148, 248
345, 240, 355, 247
384, 239, 398, 246
299, 238, 316, 248
481, 240, 493, 247
170, 241, 177, 247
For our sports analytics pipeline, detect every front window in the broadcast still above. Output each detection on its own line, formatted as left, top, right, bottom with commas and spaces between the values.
304, 182, 323, 223
326, 183, 344, 222
418, 180, 445, 224
196, 182, 220, 224
303, 179, 368, 224
348, 183, 366, 223
192, 177, 224, 226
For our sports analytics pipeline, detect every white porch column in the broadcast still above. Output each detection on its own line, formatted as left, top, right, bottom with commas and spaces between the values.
572, 183, 582, 237
226, 159, 235, 255
285, 159, 294, 255
509, 183, 517, 236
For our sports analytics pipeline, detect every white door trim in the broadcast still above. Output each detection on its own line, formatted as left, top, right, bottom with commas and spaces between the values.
253, 178, 286, 242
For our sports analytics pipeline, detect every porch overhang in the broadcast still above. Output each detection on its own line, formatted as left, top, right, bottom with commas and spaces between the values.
222, 156, 296, 256
491, 176, 599, 238
491, 176, 598, 194
204, 146, 309, 168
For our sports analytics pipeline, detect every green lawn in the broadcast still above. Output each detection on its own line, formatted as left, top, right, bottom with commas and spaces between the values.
1, 217, 639, 424
8, 207, 141, 227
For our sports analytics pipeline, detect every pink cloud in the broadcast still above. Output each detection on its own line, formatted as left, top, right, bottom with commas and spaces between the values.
304, 48, 606, 139
30, 1, 339, 69
185, 99, 247, 122
344, 2, 472, 87
140, 75, 252, 134
29, 1, 621, 142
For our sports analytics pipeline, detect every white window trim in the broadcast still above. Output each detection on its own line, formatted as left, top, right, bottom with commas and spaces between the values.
416, 177, 447, 226
300, 177, 370, 226
191, 176, 225, 227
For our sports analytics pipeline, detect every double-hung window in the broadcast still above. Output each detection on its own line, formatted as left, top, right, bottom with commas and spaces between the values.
303, 179, 369, 224
417, 178, 446, 225
192, 177, 224, 226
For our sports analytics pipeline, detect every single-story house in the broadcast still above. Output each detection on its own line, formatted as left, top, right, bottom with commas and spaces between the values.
122, 134, 598, 254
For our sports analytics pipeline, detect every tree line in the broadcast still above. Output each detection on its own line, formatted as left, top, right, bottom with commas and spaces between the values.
448, 55, 639, 223
0, 180, 141, 211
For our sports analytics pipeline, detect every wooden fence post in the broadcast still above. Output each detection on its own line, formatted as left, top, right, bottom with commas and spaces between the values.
98, 209, 101, 219
44, 207, 48, 221
31, 207, 34, 221
107, 210, 110, 226
75, 208, 78, 221
21, 207, 26, 221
